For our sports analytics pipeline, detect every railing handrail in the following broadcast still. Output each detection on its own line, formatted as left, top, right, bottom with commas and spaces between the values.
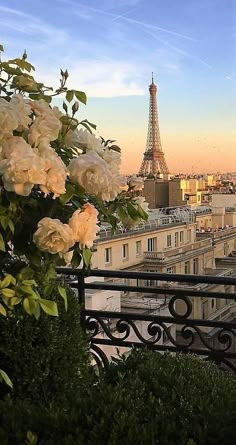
57, 268, 236, 285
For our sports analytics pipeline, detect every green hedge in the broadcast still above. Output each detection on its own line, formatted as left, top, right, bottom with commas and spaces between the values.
0, 350, 236, 444
0, 285, 90, 404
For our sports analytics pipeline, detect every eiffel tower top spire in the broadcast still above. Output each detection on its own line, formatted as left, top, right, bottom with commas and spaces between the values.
138, 74, 169, 177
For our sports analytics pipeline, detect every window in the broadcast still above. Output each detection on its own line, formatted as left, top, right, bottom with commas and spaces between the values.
147, 237, 156, 252
136, 240, 142, 256
193, 258, 199, 275
174, 232, 179, 248
224, 243, 228, 256
161, 217, 170, 225
167, 266, 175, 274
105, 248, 112, 264
167, 234, 172, 248
122, 243, 129, 260
184, 261, 190, 274
187, 229, 191, 243
180, 231, 184, 244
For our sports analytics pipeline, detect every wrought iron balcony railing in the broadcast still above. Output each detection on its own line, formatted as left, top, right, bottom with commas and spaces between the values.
58, 268, 236, 373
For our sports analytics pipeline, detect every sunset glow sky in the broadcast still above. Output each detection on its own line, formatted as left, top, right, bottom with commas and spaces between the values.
1, 0, 235, 174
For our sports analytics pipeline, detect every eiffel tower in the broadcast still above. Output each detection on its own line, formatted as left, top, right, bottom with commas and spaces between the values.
139, 74, 169, 177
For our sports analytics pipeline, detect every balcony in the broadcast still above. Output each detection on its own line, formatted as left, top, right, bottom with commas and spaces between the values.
196, 226, 236, 240
144, 239, 212, 262
58, 268, 236, 373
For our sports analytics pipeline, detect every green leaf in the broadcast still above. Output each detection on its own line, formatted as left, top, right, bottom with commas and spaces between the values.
74, 90, 87, 104
0, 369, 13, 388
66, 90, 74, 103
79, 121, 92, 134
80, 118, 96, 130
127, 202, 139, 220
0, 215, 9, 231
0, 44, 4, 52
39, 299, 58, 316
137, 206, 148, 221
26, 430, 38, 445
71, 250, 82, 269
117, 206, 128, 222
18, 285, 36, 296
83, 247, 92, 267
58, 285, 68, 311
10, 297, 22, 306
0, 233, 5, 252
8, 219, 14, 233
22, 279, 37, 286
23, 297, 33, 315
1, 288, 15, 298
42, 282, 54, 297
46, 264, 57, 280
74, 183, 85, 197
0, 274, 12, 289
17, 266, 34, 281
59, 182, 75, 204
33, 302, 41, 320
0, 303, 6, 316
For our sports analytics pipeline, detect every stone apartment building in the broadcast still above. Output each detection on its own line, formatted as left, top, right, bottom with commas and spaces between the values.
83, 205, 236, 359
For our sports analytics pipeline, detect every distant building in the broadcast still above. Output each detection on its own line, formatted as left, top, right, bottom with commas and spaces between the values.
88, 205, 236, 359
143, 178, 186, 209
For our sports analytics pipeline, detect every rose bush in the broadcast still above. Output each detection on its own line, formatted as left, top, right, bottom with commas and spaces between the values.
0, 43, 148, 386
0, 43, 148, 339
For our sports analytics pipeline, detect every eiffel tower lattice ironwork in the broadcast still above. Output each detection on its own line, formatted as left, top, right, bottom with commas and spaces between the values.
139, 74, 169, 177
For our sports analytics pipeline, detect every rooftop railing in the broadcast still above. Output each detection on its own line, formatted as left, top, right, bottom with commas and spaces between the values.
196, 226, 236, 240
58, 268, 236, 373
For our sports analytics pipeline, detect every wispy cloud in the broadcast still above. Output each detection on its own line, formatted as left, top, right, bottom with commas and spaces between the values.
0, 5, 67, 42
116, 16, 198, 42
36, 59, 145, 98
144, 29, 211, 69
57, 0, 197, 41
225, 73, 235, 80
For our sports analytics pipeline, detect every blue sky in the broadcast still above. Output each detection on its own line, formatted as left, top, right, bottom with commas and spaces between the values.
0, 0, 236, 173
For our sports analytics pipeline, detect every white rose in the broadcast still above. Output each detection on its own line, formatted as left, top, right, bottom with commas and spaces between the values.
36, 141, 68, 197
0, 136, 47, 196
40, 161, 67, 198
100, 148, 121, 174
128, 175, 144, 191
59, 250, 73, 265
68, 151, 125, 201
133, 196, 149, 212
1, 135, 32, 158
33, 217, 75, 254
28, 113, 61, 147
10, 95, 32, 130
0, 99, 19, 141
28, 100, 61, 147
65, 128, 103, 154
52, 106, 64, 120
69, 203, 99, 248
30, 99, 51, 116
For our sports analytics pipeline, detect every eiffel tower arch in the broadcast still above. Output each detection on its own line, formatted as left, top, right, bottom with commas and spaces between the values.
139, 74, 169, 177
